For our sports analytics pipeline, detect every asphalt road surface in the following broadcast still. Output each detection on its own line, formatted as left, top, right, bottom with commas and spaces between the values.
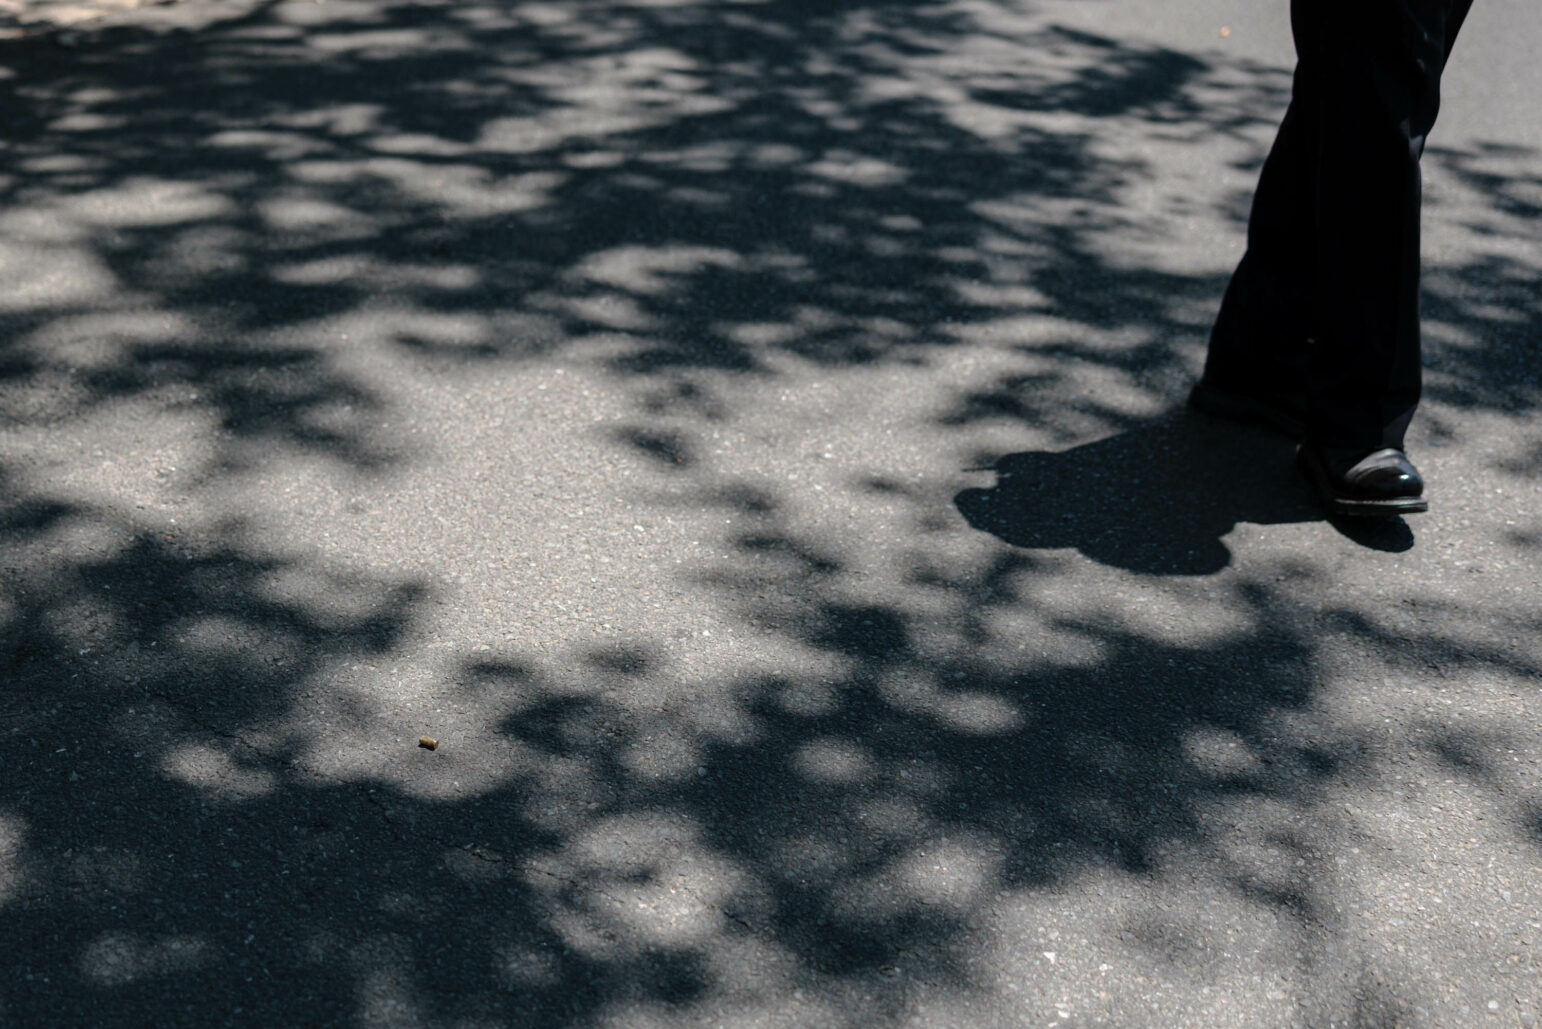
2, 0, 1540, 1025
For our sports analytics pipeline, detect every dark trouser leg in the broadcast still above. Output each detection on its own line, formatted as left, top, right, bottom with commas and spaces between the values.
1301, 0, 1473, 449
1203, 56, 1320, 395
1207, 0, 1474, 450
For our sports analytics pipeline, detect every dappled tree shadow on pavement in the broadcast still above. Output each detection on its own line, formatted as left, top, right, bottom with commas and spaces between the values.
2, 0, 1541, 1024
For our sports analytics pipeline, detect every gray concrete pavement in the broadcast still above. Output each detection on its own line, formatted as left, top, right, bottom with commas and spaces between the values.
2, 0, 1540, 1025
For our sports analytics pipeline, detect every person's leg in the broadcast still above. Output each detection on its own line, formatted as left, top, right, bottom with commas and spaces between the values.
1195, 1, 1334, 435
1200, 56, 1320, 405
1301, 0, 1474, 451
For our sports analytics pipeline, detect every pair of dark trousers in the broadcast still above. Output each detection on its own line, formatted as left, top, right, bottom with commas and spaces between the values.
1204, 0, 1474, 450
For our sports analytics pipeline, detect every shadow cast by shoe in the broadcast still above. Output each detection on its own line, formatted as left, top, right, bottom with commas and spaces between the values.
1326, 512, 1416, 552
956, 414, 1323, 575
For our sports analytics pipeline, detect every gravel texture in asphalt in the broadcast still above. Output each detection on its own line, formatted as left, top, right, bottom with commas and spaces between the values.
1, 0, 1539, 1025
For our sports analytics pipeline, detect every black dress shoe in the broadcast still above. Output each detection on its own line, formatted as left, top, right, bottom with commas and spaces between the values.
1298, 444, 1428, 517
1188, 379, 1307, 439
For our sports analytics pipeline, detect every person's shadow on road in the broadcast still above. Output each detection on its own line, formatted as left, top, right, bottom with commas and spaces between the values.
956, 413, 1413, 575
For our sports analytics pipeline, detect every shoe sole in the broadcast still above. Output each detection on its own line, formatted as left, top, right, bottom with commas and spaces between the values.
1188, 381, 1306, 439
1321, 495, 1429, 517
1297, 448, 1428, 518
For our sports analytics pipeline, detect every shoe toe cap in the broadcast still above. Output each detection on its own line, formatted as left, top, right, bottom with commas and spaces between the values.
1344, 451, 1423, 499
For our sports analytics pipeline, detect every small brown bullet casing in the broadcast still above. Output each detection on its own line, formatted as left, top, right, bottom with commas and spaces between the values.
418, 736, 438, 750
